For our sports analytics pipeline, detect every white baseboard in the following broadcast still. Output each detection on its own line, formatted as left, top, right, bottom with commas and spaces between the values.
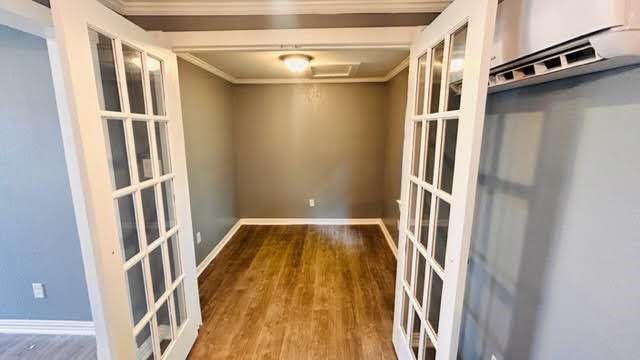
240, 218, 381, 225
377, 219, 398, 258
196, 220, 242, 277
0, 319, 95, 336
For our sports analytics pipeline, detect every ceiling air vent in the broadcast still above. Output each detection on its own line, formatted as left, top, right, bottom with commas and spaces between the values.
311, 63, 360, 78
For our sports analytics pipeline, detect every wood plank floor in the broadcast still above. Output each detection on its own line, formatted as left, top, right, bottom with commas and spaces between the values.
189, 225, 398, 360
0, 334, 96, 360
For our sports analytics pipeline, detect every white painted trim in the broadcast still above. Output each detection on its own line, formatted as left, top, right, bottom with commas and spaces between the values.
0, 320, 95, 336
240, 218, 381, 225
177, 52, 238, 83
99, 0, 126, 14
112, 0, 448, 16
196, 220, 242, 277
0, 0, 53, 38
384, 56, 410, 81
377, 220, 398, 258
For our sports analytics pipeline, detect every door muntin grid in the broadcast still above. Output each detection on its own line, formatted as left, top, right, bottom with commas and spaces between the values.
401, 22, 469, 360
89, 28, 189, 360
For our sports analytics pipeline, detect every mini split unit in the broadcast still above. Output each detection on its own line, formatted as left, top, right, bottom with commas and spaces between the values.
489, 0, 640, 92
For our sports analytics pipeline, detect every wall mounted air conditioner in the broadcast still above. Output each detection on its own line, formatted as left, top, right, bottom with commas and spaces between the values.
489, 0, 640, 93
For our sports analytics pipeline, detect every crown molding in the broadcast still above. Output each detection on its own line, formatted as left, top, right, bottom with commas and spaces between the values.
109, 0, 448, 16
177, 52, 409, 84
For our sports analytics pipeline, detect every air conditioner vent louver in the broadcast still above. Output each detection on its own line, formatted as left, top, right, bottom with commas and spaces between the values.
489, 45, 601, 88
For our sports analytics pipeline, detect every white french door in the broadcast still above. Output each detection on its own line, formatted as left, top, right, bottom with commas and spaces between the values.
393, 0, 497, 359
50, 1, 200, 359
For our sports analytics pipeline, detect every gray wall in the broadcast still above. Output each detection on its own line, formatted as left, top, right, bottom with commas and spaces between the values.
382, 69, 408, 246
458, 66, 640, 360
232, 83, 387, 218
178, 59, 238, 265
0, 26, 92, 321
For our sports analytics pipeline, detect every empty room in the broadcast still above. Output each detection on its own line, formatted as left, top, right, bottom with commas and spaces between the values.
1, 0, 639, 359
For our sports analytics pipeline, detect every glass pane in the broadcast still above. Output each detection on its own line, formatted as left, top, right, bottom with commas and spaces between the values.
135, 322, 154, 360
105, 119, 131, 189
156, 301, 173, 355
428, 42, 445, 114
401, 290, 410, 335
155, 122, 172, 175
122, 44, 146, 114
427, 270, 443, 333
415, 254, 427, 307
148, 56, 166, 116
167, 234, 182, 282
411, 121, 423, 177
408, 182, 419, 235
133, 121, 153, 182
173, 282, 187, 329
126, 262, 148, 325
415, 54, 427, 115
161, 180, 176, 231
115, 195, 140, 261
434, 199, 450, 269
411, 307, 421, 358
439, 119, 459, 194
404, 240, 414, 285
141, 186, 160, 243
149, 245, 166, 301
88, 30, 121, 112
446, 25, 468, 111
424, 121, 438, 184
424, 334, 436, 360
419, 191, 432, 249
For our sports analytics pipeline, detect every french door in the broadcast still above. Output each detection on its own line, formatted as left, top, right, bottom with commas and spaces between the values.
50, 1, 201, 359
393, 0, 497, 359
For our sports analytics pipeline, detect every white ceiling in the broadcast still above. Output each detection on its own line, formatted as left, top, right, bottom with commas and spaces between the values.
187, 48, 409, 83
101, 0, 449, 15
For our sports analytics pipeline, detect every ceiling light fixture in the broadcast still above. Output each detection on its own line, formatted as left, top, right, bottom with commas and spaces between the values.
280, 54, 313, 73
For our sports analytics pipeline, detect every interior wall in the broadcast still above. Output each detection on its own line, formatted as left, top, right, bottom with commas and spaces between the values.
0, 25, 92, 321
382, 68, 409, 246
458, 65, 640, 360
231, 82, 387, 219
177, 59, 237, 265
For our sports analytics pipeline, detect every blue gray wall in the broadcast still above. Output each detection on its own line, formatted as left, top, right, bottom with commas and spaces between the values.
0, 26, 92, 321
459, 66, 640, 359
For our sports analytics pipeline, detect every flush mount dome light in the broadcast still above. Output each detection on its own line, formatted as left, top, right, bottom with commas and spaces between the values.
280, 54, 313, 73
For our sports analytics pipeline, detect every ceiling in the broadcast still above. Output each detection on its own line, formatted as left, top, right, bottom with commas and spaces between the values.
186, 48, 409, 83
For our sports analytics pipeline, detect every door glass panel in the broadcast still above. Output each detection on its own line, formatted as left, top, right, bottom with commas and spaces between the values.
428, 42, 445, 114
415, 254, 427, 307
167, 234, 182, 282
401, 290, 410, 334
156, 301, 173, 355
411, 121, 423, 177
173, 282, 187, 329
105, 119, 131, 189
404, 240, 414, 285
446, 25, 468, 111
147, 56, 165, 116
415, 54, 427, 115
115, 195, 140, 261
424, 121, 438, 184
419, 190, 432, 249
135, 322, 154, 360
126, 262, 148, 325
161, 180, 176, 231
141, 186, 160, 243
411, 308, 421, 358
88, 30, 121, 112
439, 119, 459, 194
133, 121, 153, 182
149, 246, 166, 302
427, 270, 443, 333
122, 44, 146, 114
434, 199, 450, 269
408, 182, 419, 235
155, 122, 172, 175
424, 335, 436, 360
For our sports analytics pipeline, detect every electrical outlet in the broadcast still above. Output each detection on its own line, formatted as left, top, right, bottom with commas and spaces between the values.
196, 232, 202, 244
309, 198, 315, 207
32, 283, 46, 299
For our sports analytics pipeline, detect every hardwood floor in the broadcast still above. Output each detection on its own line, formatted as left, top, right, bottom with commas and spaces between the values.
189, 225, 398, 360
0, 334, 96, 360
